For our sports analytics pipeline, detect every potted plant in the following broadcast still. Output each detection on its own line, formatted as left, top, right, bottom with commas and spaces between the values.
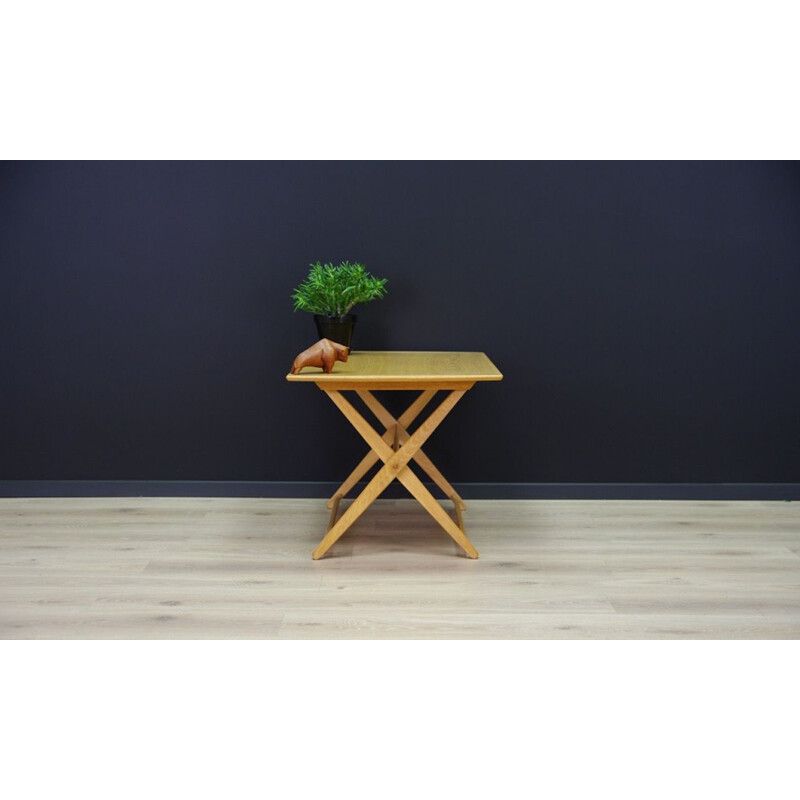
291, 261, 387, 348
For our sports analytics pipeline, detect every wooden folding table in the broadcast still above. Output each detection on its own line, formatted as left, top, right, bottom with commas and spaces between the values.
286, 351, 503, 559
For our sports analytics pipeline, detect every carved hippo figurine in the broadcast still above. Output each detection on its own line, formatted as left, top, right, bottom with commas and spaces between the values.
290, 338, 350, 374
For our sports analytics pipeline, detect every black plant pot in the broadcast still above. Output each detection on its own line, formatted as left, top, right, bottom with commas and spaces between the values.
314, 314, 357, 348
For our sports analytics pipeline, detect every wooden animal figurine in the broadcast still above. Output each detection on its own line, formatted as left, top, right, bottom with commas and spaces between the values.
290, 338, 350, 374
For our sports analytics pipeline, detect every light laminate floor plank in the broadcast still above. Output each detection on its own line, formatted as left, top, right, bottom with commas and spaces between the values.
0, 497, 798, 639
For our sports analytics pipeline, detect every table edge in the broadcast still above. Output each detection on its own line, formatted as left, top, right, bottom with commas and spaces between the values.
285, 374, 503, 384
286, 351, 503, 384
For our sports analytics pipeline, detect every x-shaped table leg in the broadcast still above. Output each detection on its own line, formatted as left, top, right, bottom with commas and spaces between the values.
326, 390, 466, 512
312, 388, 478, 560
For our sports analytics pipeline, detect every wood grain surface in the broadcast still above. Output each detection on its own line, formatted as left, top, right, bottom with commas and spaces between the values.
285, 350, 503, 384
1, 497, 798, 639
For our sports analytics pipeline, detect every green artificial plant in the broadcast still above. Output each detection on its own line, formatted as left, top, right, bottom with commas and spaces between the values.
291, 261, 387, 317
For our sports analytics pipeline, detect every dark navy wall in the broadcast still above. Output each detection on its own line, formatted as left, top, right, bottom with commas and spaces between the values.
1, 161, 799, 487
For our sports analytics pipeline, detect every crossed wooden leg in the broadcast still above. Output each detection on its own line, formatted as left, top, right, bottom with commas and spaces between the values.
326, 390, 466, 511
312, 388, 478, 560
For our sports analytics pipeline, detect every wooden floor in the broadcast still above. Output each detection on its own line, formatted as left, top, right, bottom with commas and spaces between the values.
1, 497, 798, 639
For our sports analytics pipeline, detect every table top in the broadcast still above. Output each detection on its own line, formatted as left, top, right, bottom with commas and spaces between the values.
286, 350, 503, 388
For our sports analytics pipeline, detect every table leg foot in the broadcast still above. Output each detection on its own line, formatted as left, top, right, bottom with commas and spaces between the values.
451, 495, 467, 525
327, 494, 342, 531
